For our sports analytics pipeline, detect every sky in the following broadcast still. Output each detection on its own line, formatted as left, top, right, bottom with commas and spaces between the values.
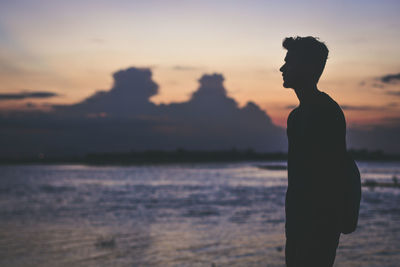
0, 0, 399, 156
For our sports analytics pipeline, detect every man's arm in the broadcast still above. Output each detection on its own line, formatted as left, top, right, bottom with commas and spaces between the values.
301, 105, 347, 230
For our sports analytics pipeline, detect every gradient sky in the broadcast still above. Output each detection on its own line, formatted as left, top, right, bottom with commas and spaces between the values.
0, 0, 399, 127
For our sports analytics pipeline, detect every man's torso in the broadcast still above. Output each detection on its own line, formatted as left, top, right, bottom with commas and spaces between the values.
285, 91, 347, 237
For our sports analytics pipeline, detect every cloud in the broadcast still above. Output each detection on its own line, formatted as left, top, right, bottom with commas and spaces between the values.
0, 91, 58, 100
3, 66, 399, 158
377, 73, 400, 96
380, 73, 400, 84
53, 67, 159, 118
360, 72, 400, 87
156, 73, 285, 151
0, 67, 286, 157
360, 72, 400, 97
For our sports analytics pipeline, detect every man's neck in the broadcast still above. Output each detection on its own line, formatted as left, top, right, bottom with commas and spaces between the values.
293, 84, 321, 106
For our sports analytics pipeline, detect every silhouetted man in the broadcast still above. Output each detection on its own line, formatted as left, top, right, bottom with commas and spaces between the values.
280, 36, 347, 266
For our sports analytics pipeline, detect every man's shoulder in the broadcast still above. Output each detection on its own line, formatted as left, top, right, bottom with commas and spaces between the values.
318, 91, 346, 127
287, 106, 300, 122
319, 92, 343, 114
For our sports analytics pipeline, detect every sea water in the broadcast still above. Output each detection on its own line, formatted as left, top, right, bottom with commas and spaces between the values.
0, 161, 399, 266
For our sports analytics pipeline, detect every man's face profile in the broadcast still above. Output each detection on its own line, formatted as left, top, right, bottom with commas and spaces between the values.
280, 51, 304, 89
280, 50, 318, 90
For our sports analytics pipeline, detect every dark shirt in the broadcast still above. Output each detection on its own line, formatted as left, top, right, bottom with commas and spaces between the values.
285, 91, 347, 238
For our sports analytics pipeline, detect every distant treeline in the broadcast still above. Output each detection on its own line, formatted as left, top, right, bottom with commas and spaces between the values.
1, 148, 399, 165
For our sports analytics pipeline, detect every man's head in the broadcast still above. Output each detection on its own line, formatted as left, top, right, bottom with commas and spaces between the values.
280, 36, 329, 89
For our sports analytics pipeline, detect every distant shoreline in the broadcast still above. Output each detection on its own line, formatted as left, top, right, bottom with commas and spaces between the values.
1, 149, 399, 165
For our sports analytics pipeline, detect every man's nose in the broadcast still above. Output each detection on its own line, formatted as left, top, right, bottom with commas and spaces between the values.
279, 64, 285, 72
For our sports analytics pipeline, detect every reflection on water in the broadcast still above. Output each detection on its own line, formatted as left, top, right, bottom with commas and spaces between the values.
0, 162, 399, 266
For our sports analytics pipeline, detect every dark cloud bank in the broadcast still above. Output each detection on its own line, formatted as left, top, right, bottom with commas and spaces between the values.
0, 91, 58, 100
0, 67, 286, 158
380, 73, 400, 84
1, 67, 399, 158
360, 72, 400, 96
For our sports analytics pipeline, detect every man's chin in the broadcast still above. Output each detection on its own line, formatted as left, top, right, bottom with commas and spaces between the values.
282, 81, 292, 88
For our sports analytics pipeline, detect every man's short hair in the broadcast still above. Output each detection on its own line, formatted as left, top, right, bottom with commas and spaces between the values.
283, 36, 329, 83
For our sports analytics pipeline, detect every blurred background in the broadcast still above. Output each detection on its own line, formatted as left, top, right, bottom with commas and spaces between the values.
0, 0, 399, 266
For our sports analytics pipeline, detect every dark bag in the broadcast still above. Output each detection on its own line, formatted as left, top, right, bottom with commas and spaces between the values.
341, 154, 361, 234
